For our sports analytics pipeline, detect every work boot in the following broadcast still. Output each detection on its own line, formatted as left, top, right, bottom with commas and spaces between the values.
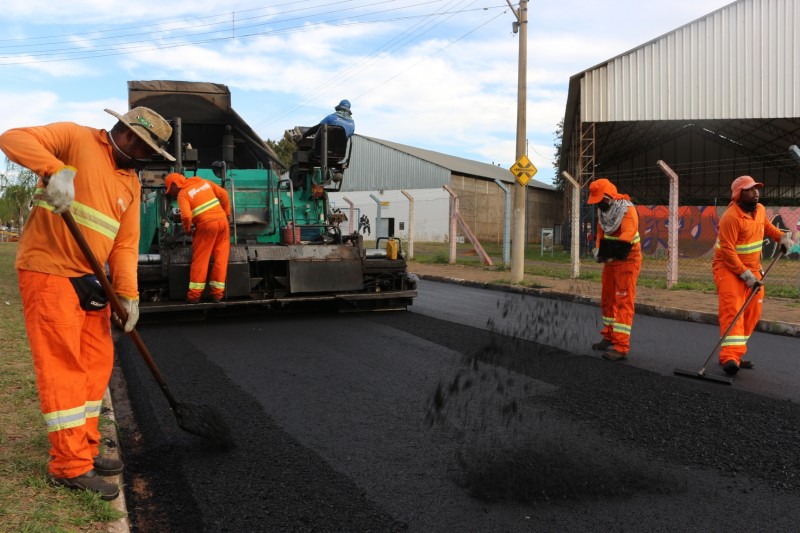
93, 455, 124, 476
49, 470, 120, 501
186, 297, 200, 304
592, 338, 612, 351
722, 360, 740, 375
602, 348, 628, 361
210, 294, 223, 303
740, 359, 754, 369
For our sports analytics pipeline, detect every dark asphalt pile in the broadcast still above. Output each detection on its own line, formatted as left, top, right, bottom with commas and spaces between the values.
425, 337, 686, 504
417, 294, 800, 503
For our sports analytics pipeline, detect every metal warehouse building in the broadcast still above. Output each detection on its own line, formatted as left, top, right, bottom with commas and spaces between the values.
560, 0, 800, 209
329, 135, 562, 244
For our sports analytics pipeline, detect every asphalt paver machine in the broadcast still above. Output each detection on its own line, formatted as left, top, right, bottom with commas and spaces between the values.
129, 80, 416, 316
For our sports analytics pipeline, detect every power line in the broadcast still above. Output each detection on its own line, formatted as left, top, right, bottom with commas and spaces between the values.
354, 8, 506, 100
255, 0, 496, 129
0, 7, 501, 65
1, 0, 509, 149
0, 0, 318, 44
0, 1, 500, 61
0, 0, 416, 48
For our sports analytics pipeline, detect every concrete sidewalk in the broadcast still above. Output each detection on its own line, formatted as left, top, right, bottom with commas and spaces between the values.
409, 262, 800, 338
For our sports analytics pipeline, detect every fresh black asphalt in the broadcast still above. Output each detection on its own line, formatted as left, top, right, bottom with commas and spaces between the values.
111, 280, 800, 532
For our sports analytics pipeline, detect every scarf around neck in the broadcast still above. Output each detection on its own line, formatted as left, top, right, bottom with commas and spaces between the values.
599, 199, 632, 234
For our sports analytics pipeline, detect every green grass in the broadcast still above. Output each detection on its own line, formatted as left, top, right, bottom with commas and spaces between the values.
415, 251, 450, 265
0, 243, 124, 532
406, 240, 800, 299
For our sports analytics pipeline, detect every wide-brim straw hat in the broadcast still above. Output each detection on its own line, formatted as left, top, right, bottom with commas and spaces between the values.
105, 106, 176, 161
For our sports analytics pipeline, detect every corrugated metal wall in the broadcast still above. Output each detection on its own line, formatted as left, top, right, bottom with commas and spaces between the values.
334, 137, 564, 243
450, 176, 564, 244
526, 189, 564, 243
450, 175, 507, 242
340, 136, 451, 192
582, 0, 799, 122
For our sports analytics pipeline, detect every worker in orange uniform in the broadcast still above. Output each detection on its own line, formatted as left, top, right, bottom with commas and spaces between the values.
0, 106, 175, 500
587, 178, 642, 361
713, 176, 793, 375
164, 172, 232, 303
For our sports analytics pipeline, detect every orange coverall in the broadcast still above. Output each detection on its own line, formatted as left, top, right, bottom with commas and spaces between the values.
0, 123, 140, 479
712, 202, 783, 366
175, 176, 231, 301
596, 206, 642, 355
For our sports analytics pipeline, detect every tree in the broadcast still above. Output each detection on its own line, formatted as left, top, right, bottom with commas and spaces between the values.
0, 158, 38, 234
265, 130, 297, 170
552, 118, 565, 190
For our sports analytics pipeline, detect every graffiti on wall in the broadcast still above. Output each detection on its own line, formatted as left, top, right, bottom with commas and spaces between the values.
636, 205, 800, 259
358, 214, 371, 235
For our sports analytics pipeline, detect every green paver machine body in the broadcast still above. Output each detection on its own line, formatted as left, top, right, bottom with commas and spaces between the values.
130, 80, 416, 316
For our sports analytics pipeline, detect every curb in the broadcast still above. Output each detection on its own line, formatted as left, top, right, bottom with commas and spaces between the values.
102, 387, 131, 533
416, 274, 800, 338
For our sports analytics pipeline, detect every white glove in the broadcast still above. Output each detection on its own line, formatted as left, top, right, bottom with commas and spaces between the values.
592, 248, 602, 263
779, 232, 794, 256
739, 269, 762, 289
118, 296, 139, 333
45, 166, 76, 214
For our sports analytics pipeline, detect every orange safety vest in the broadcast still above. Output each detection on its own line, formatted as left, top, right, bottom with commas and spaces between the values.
595, 205, 642, 263
713, 202, 783, 274
176, 177, 231, 234
0, 122, 141, 298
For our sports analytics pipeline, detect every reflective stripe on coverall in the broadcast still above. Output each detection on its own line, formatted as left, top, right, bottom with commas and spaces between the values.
597, 209, 642, 354
19, 271, 114, 479
0, 122, 140, 479
177, 178, 231, 300
712, 202, 783, 366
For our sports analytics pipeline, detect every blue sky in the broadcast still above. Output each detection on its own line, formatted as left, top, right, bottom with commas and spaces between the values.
0, 0, 734, 184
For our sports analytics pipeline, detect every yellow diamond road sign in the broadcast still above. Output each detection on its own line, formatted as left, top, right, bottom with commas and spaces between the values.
510, 155, 537, 186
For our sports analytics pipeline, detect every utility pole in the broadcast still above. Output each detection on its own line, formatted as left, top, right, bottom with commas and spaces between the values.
507, 0, 527, 282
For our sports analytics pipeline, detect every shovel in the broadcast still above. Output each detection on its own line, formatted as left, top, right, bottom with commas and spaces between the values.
673, 253, 781, 385
59, 209, 234, 448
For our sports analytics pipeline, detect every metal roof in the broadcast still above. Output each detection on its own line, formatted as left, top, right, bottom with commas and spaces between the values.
578, 0, 798, 123
363, 136, 556, 190
338, 135, 451, 192
559, 0, 800, 203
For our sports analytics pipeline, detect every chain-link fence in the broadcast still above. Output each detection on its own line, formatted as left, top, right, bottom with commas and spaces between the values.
410, 239, 798, 300
542, 166, 800, 298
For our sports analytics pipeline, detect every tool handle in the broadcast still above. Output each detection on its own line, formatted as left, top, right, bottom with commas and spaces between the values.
698, 252, 782, 372
60, 210, 180, 411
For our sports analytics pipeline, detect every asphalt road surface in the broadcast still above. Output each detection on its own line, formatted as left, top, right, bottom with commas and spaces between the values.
112, 279, 800, 532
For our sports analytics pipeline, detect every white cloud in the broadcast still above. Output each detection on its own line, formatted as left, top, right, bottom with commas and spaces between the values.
0, 0, 736, 180
0, 0, 226, 23
10, 58, 97, 78
0, 91, 126, 136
